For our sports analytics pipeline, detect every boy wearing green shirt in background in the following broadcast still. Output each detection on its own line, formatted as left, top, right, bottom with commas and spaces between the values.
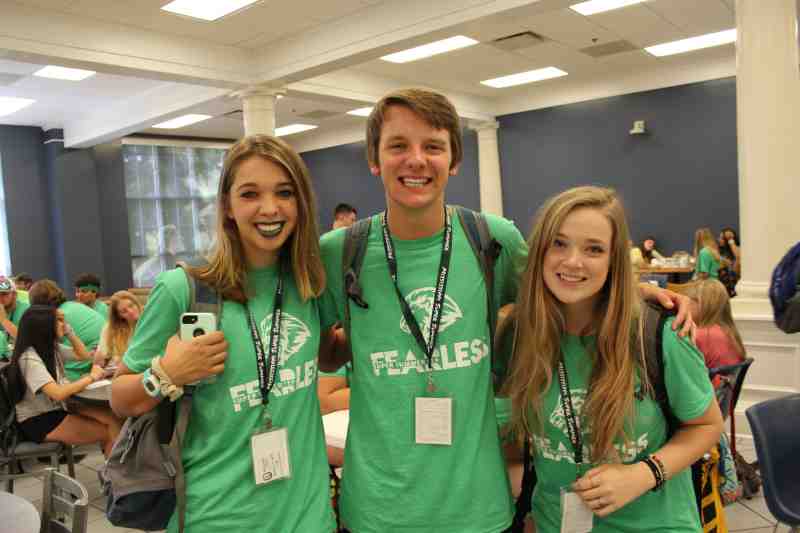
0, 276, 29, 360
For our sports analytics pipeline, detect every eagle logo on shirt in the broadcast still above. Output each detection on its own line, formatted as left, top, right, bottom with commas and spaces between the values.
399, 288, 463, 343
259, 313, 312, 365
550, 387, 588, 437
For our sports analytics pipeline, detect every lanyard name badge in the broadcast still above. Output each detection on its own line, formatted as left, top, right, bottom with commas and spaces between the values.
557, 358, 594, 533
248, 267, 292, 486
381, 209, 454, 446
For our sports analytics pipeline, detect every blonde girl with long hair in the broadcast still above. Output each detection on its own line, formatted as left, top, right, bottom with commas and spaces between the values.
111, 135, 335, 533
684, 279, 746, 379
501, 186, 722, 532
694, 227, 721, 280
95, 290, 143, 367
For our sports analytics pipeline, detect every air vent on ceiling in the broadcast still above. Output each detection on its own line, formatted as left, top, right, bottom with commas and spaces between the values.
0, 73, 23, 87
579, 40, 638, 58
490, 31, 546, 51
299, 110, 339, 120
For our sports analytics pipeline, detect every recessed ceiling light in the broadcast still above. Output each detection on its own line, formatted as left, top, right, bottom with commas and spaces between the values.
275, 124, 317, 137
347, 107, 373, 117
481, 67, 568, 88
33, 65, 96, 81
645, 29, 736, 57
161, 0, 260, 21
381, 36, 479, 63
152, 114, 213, 129
0, 96, 35, 117
570, 0, 647, 16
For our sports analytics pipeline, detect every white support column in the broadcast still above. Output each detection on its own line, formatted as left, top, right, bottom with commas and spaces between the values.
234, 87, 285, 136
733, 0, 800, 317
470, 120, 504, 216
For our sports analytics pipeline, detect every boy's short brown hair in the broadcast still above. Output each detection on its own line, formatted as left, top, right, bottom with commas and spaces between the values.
29, 279, 67, 308
366, 88, 462, 170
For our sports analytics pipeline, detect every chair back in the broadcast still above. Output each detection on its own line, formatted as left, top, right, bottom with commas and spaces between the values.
666, 281, 697, 295
41, 468, 89, 533
745, 394, 800, 527
708, 357, 754, 420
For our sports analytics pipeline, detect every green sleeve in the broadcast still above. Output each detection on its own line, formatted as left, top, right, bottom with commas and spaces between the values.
319, 363, 349, 379
319, 228, 347, 330
662, 318, 715, 422
485, 214, 529, 307
697, 247, 713, 275
122, 268, 191, 374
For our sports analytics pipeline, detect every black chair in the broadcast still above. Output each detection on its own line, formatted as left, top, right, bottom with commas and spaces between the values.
708, 357, 754, 457
745, 394, 800, 532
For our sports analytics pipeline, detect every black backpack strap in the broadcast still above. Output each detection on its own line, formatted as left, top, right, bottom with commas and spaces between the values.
342, 217, 373, 360
454, 206, 503, 384
506, 436, 537, 533
639, 302, 680, 439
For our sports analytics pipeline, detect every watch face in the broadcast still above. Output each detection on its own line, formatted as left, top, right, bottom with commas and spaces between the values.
144, 380, 157, 393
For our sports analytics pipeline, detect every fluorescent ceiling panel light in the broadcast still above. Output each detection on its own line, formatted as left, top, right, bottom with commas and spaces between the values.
33, 65, 96, 81
481, 67, 568, 88
161, 0, 259, 21
381, 36, 479, 63
347, 107, 373, 117
645, 29, 737, 57
570, 0, 647, 16
0, 96, 35, 117
275, 124, 317, 137
152, 114, 213, 129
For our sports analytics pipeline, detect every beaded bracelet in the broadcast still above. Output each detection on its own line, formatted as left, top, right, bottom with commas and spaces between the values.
642, 456, 665, 491
650, 454, 667, 483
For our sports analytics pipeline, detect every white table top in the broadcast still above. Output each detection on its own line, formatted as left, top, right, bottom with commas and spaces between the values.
0, 492, 40, 533
322, 409, 349, 449
74, 379, 111, 402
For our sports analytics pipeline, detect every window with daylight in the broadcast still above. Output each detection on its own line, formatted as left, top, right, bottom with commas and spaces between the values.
0, 154, 12, 276
123, 144, 225, 287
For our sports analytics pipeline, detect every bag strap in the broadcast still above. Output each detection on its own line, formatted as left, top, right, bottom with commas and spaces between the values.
172, 261, 220, 533
639, 302, 680, 439
507, 437, 537, 533
342, 217, 373, 360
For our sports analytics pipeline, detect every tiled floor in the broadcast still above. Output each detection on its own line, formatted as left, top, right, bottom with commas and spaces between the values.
3, 438, 793, 532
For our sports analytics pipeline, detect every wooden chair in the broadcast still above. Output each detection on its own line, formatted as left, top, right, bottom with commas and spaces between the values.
40, 467, 89, 533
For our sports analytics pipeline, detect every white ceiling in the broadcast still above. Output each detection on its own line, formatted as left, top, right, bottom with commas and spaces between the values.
0, 0, 742, 143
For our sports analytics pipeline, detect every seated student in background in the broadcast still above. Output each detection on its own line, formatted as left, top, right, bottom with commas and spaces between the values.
684, 279, 746, 384
7, 305, 122, 456
718, 227, 741, 298
94, 290, 142, 369
29, 280, 105, 382
630, 236, 664, 268
0, 276, 29, 360
499, 186, 722, 533
332, 202, 358, 230
74, 273, 109, 318
693, 227, 721, 280
13, 273, 32, 303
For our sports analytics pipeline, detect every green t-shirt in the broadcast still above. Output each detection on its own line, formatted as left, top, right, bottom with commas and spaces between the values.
59, 301, 104, 381
695, 247, 720, 279
91, 299, 109, 319
0, 300, 30, 359
16, 290, 29, 304
319, 362, 351, 381
529, 320, 714, 533
319, 211, 528, 533
122, 267, 335, 533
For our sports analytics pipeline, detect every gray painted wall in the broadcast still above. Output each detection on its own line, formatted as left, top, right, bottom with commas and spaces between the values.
0, 125, 56, 281
302, 128, 481, 231
498, 78, 739, 254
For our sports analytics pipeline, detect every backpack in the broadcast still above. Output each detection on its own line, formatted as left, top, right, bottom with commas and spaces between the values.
102, 264, 220, 532
0, 363, 22, 470
342, 205, 503, 368
769, 241, 800, 333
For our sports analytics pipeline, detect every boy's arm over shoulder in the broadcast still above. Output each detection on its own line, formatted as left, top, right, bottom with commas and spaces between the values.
484, 213, 529, 305
661, 318, 715, 423
122, 268, 190, 374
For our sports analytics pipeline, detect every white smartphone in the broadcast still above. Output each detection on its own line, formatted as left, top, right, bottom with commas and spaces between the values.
179, 312, 217, 341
